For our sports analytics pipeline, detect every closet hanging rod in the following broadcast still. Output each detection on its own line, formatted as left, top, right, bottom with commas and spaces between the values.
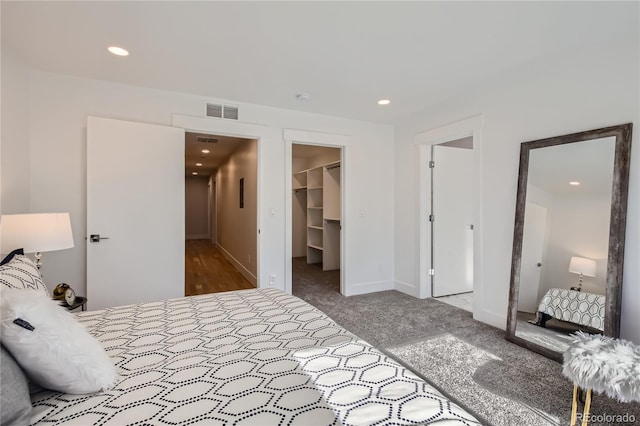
326, 164, 341, 170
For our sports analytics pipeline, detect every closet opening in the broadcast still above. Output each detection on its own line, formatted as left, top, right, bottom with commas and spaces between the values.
184, 131, 258, 296
291, 143, 343, 297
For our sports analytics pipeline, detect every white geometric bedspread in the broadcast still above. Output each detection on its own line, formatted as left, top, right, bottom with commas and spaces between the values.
537, 288, 605, 331
31, 288, 479, 425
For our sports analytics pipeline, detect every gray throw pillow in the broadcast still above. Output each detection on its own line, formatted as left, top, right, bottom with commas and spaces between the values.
1, 345, 31, 426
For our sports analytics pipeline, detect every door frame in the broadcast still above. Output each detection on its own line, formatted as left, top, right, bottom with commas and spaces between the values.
415, 115, 484, 312
284, 129, 349, 295
173, 114, 273, 289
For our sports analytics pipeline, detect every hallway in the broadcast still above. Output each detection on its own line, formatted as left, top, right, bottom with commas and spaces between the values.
185, 239, 254, 296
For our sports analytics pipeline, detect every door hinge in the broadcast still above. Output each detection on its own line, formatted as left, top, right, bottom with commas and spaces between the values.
428, 269, 435, 276
429, 160, 435, 168
428, 214, 435, 222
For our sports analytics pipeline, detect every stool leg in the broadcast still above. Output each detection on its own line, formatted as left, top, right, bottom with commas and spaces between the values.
571, 384, 579, 426
581, 389, 592, 426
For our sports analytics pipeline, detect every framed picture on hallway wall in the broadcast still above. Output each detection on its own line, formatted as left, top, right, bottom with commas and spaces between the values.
239, 177, 244, 208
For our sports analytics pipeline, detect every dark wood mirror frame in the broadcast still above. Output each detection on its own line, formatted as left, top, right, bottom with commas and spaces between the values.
506, 123, 633, 361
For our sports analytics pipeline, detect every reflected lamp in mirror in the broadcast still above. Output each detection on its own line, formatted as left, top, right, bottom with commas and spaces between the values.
0, 213, 74, 269
568, 256, 596, 291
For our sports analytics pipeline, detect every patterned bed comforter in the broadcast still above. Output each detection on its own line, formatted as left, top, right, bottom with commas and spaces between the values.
537, 288, 605, 331
31, 288, 479, 425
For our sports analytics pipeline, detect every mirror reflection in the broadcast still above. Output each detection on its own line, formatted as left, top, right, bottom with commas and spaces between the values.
514, 137, 615, 353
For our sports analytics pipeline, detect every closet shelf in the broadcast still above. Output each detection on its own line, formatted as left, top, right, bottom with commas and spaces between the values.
293, 158, 341, 271
324, 160, 341, 170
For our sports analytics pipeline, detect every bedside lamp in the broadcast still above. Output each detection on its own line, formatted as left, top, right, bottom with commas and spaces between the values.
568, 256, 596, 291
0, 213, 74, 269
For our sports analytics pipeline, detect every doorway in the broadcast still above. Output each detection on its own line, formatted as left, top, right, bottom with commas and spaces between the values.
416, 115, 484, 317
290, 143, 343, 297
430, 138, 474, 311
184, 131, 258, 295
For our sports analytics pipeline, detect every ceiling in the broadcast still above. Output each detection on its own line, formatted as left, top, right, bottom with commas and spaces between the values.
2, 2, 637, 123
185, 132, 251, 177
528, 137, 616, 196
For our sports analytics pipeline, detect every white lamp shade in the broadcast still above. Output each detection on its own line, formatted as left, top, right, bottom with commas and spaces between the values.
0, 213, 74, 254
568, 256, 596, 277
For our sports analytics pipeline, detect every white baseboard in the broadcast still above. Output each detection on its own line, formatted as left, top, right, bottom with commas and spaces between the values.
217, 245, 257, 286
186, 234, 210, 240
394, 280, 419, 298
344, 280, 394, 296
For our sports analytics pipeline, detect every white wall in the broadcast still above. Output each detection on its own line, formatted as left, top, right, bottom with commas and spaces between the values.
185, 175, 210, 239
394, 42, 640, 343
16, 70, 394, 297
0, 46, 31, 215
540, 194, 610, 297
216, 138, 258, 283
300, 148, 341, 170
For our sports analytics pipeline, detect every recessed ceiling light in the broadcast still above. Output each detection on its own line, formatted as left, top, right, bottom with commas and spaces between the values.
569, 181, 581, 186
201, 149, 210, 154
195, 163, 203, 167
108, 46, 129, 56
377, 99, 390, 105
192, 172, 198, 175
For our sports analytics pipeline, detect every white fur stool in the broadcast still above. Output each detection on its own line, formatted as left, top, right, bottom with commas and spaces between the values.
562, 331, 640, 426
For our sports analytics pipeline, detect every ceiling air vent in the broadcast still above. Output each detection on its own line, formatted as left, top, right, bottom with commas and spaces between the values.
196, 136, 219, 144
206, 103, 239, 120
223, 106, 238, 120
206, 103, 223, 118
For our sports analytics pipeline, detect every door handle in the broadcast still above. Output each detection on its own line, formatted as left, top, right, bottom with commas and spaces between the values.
89, 234, 110, 243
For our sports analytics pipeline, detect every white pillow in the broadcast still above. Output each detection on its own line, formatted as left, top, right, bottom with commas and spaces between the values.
0, 288, 118, 394
0, 255, 50, 296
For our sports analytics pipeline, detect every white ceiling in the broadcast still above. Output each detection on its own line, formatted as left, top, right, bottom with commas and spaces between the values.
528, 137, 616, 196
2, 1, 637, 123
185, 132, 251, 177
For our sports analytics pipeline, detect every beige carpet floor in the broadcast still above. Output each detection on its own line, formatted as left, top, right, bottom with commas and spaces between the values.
292, 257, 640, 426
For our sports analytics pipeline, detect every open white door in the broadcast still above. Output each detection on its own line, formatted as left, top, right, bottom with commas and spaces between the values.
432, 145, 474, 297
87, 117, 185, 310
518, 202, 548, 313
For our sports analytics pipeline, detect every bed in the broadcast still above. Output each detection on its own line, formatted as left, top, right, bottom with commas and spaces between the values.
15, 287, 480, 425
533, 288, 605, 331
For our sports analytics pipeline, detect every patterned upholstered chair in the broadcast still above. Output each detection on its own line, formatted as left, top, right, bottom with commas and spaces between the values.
563, 332, 640, 426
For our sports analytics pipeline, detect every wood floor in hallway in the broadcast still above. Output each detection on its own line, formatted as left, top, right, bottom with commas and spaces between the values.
185, 239, 255, 296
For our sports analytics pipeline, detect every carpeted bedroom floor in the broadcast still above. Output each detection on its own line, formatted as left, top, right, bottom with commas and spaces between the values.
292, 257, 640, 426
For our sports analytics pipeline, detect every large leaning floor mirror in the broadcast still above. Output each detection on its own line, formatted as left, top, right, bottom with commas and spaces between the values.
506, 123, 633, 361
